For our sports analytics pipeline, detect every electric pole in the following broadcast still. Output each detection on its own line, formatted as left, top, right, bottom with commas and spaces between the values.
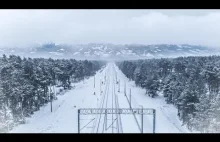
94, 76, 95, 88
153, 109, 156, 133
50, 85, 52, 112
100, 79, 102, 95
105, 110, 107, 130
118, 80, 120, 92
78, 109, 80, 133
130, 88, 131, 108
20, 100, 24, 123
124, 81, 126, 96
141, 106, 143, 133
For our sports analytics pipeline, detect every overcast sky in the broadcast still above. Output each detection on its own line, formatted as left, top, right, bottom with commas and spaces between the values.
0, 9, 220, 48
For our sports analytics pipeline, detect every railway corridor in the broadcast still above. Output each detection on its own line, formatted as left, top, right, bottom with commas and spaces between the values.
10, 62, 188, 133
81, 63, 140, 133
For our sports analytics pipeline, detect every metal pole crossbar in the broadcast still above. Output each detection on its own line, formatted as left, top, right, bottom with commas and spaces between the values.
78, 108, 156, 133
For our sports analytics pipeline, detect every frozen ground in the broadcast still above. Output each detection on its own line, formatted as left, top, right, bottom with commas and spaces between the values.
10, 62, 193, 133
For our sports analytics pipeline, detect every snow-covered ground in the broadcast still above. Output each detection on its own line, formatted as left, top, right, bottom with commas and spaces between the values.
10, 66, 107, 133
10, 62, 192, 133
113, 63, 191, 133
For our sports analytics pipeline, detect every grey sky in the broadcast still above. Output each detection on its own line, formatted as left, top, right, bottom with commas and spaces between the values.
0, 9, 220, 47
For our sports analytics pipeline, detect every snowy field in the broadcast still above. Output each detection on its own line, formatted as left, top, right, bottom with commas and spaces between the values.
10, 62, 193, 133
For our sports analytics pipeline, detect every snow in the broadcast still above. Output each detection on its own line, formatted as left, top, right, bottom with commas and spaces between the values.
128, 50, 132, 53
102, 54, 110, 58
94, 51, 101, 56
114, 64, 192, 133
121, 50, 127, 54
92, 46, 103, 50
49, 52, 64, 56
58, 48, 64, 51
9, 63, 193, 133
0, 49, 5, 52
73, 52, 80, 55
189, 50, 198, 53
84, 51, 90, 57
10, 67, 106, 133
116, 52, 121, 55
177, 45, 183, 48
143, 53, 154, 57
104, 46, 107, 50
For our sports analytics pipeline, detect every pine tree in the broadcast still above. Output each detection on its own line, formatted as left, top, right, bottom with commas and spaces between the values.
116, 56, 220, 132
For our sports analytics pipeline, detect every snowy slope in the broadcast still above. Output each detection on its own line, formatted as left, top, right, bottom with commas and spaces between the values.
10, 63, 196, 133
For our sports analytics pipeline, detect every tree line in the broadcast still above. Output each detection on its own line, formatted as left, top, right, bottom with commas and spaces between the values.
117, 55, 220, 133
0, 54, 105, 132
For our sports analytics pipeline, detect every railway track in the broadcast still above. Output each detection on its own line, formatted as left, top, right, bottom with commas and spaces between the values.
113, 64, 123, 133
91, 67, 110, 133
91, 63, 137, 133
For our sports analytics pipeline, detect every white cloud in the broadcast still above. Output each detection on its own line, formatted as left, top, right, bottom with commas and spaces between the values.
0, 10, 220, 47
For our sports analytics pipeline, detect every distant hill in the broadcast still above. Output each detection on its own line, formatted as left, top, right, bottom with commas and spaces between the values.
0, 43, 219, 60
